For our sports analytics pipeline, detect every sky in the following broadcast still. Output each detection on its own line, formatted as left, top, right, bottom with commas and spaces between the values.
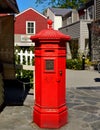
16, 0, 51, 13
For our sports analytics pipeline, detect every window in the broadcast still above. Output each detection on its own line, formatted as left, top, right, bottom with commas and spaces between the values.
80, 14, 85, 19
87, 6, 94, 20
67, 17, 72, 25
26, 21, 35, 34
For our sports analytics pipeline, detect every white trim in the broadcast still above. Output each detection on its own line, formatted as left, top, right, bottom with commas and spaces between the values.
15, 42, 35, 46
16, 8, 47, 19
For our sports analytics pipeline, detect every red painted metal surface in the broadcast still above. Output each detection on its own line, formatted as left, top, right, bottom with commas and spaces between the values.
30, 20, 71, 128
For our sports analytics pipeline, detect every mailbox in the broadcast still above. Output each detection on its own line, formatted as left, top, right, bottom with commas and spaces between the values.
30, 20, 71, 128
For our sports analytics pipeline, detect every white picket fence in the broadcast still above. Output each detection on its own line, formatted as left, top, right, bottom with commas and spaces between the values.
15, 49, 35, 70
15, 49, 35, 96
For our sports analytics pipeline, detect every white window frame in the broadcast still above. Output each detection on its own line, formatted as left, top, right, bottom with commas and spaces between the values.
26, 21, 35, 34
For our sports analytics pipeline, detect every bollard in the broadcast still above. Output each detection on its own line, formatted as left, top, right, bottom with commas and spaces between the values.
82, 55, 85, 70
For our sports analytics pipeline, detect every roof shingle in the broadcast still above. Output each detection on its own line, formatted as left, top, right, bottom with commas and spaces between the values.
49, 7, 72, 16
0, 0, 19, 13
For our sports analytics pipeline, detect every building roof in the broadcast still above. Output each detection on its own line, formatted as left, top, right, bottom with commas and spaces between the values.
49, 7, 71, 17
16, 8, 47, 19
0, 0, 19, 13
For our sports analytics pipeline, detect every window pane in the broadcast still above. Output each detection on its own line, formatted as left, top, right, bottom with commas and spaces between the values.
28, 28, 30, 33
28, 23, 30, 27
31, 28, 34, 33
31, 23, 34, 27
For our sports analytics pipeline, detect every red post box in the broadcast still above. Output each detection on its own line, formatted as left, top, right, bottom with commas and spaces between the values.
30, 20, 71, 128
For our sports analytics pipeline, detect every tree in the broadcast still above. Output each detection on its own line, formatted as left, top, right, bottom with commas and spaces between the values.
36, 0, 88, 9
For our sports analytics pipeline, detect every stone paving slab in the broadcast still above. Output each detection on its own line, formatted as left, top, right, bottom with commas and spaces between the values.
0, 87, 100, 130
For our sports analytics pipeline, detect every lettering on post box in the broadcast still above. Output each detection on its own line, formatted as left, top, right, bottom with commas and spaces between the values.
45, 59, 54, 71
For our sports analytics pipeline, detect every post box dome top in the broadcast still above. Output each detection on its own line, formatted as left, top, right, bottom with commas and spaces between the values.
30, 19, 71, 42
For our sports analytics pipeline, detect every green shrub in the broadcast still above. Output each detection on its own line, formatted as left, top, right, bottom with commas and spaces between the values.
66, 59, 82, 70
16, 69, 33, 88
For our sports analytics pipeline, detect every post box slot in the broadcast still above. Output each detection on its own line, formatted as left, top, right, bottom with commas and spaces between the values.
45, 50, 54, 52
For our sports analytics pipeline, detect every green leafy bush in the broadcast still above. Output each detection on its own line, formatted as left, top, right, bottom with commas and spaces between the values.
66, 59, 82, 70
16, 69, 33, 88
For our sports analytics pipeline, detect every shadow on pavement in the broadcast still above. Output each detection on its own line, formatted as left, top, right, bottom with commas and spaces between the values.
94, 78, 100, 82
3, 78, 31, 106
77, 86, 100, 90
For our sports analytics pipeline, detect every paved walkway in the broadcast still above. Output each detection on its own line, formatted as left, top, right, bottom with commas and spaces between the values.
0, 69, 100, 130
67, 69, 100, 88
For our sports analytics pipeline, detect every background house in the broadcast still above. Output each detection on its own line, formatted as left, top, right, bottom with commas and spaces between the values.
59, 0, 94, 59
62, 9, 79, 27
95, 0, 100, 19
44, 7, 72, 58
45, 7, 71, 30
61, 9, 79, 59
45, 2, 94, 59
14, 8, 47, 47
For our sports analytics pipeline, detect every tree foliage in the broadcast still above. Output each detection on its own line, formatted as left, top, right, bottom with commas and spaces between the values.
36, 0, 88, 9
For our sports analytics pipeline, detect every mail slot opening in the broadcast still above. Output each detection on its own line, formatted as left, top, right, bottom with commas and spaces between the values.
45, 50, 54, 52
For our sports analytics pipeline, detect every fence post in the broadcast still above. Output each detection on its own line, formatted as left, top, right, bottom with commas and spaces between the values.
30, 50, 33, 65
20, 50, 23, 64
25, 50, 28, 65
15, 49, 34, 66
15, 50, 18, 64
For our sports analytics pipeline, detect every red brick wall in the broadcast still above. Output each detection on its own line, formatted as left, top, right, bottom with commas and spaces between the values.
14, 8, 47, 34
